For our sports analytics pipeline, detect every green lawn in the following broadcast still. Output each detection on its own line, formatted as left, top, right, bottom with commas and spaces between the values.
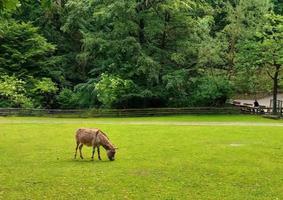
0, 115, 282, 199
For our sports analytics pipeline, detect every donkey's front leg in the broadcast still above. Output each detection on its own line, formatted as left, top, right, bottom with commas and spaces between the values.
74, 141, 79, 159
79, 144, 84, 159
97, 146, 101, 160
91, 146, 95, 160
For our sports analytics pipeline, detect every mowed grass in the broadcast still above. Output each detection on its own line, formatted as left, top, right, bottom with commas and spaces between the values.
0, 115, 283, 200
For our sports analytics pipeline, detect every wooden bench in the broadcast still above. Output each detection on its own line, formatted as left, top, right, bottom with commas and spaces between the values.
240, 104, 268, 114
232, 101, 241, 106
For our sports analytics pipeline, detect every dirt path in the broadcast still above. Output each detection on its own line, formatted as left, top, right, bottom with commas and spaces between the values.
1, 119, 283, 126
234, 93, 283, 107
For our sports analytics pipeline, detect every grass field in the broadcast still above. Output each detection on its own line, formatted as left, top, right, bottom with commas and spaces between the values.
0, 115, 283, 200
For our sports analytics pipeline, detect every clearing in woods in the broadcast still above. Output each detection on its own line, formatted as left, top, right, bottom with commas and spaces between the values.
0, 115, 282, 199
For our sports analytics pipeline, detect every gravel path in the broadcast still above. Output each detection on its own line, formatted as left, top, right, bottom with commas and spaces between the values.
234, 93, 283, 107
1, 119, 283, 126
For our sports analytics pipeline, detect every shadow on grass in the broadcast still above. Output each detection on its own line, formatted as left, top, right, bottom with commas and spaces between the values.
60, 158, 116, 165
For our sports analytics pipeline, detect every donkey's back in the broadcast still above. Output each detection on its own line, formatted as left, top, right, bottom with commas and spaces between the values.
75, 128, 99, 147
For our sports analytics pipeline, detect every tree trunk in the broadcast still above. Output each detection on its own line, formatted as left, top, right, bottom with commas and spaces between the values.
136, 2, 145, 44
139, 18, 145, 44
272, 65, 280, 114
227, 36, 236, 80
161, 11, 170, 48
136, 0, 164, 44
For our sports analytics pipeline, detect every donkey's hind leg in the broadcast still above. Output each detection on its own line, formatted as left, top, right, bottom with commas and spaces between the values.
74, 141, 79, 159
79, 144, 84, 159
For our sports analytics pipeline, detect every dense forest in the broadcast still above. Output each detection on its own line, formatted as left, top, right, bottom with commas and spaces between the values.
0, 0, 282, 109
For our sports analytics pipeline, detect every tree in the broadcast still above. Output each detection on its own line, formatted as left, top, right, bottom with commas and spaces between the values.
0, 19, 56, 78
261, 14, 283, 114
1, 0, 281, 109
61, 0, 212, 108
237, 13, 283, 114
220, 0, 271, 78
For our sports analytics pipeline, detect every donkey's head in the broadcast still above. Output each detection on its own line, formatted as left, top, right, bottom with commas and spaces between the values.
107, 147, 117, 161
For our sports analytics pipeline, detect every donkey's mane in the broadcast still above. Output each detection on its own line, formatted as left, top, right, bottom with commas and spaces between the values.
99, 130, 109, 139
98, 131, 114, 150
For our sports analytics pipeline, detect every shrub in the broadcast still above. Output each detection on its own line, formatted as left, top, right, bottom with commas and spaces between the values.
56, 88, 79, 109
95, 74, 136, 108
0, 75, 33, 108
192, 75, 233, 106
30, 77, 58, 108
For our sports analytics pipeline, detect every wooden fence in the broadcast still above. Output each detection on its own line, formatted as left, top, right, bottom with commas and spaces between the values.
0, 107, 241, 117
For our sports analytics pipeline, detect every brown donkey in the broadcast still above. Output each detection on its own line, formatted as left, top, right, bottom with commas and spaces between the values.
74, 128, 117, 161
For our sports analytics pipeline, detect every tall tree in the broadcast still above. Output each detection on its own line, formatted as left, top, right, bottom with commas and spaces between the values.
237, 13, 283, 114
62, 0, 211, 107
0, 19, 55, 78
260, 14, 283, 114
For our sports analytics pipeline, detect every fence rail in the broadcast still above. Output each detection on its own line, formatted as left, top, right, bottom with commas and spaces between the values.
0, 107, 241, 117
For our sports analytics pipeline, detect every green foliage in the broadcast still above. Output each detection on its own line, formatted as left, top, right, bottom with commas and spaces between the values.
32, 78, 58, 94
162, 69, 191, 106
0, 0, 19, 12
236, 12, 283, 97
74, 78, 99, 108
0, 19, 56, 78
273, 0, 283, 15
59, 0, 215, 107
29, 77, 58, 108
0, 75, 33, 108
233, 69, 272, 94
95, 74, 136, 108
192, 75, 233, 106
260, 14, 283, 67
0, 0, 282, 108
56, 88, 79, 109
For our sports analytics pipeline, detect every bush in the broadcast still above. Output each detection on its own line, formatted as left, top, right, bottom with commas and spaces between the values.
0, 75, 33, 108
95, 74, 136, 108
192, 75, 233, 106
162, 69, 191, 107
56, 88, 79, 109
29, 77, 58, 108
74, 78, 100, 108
